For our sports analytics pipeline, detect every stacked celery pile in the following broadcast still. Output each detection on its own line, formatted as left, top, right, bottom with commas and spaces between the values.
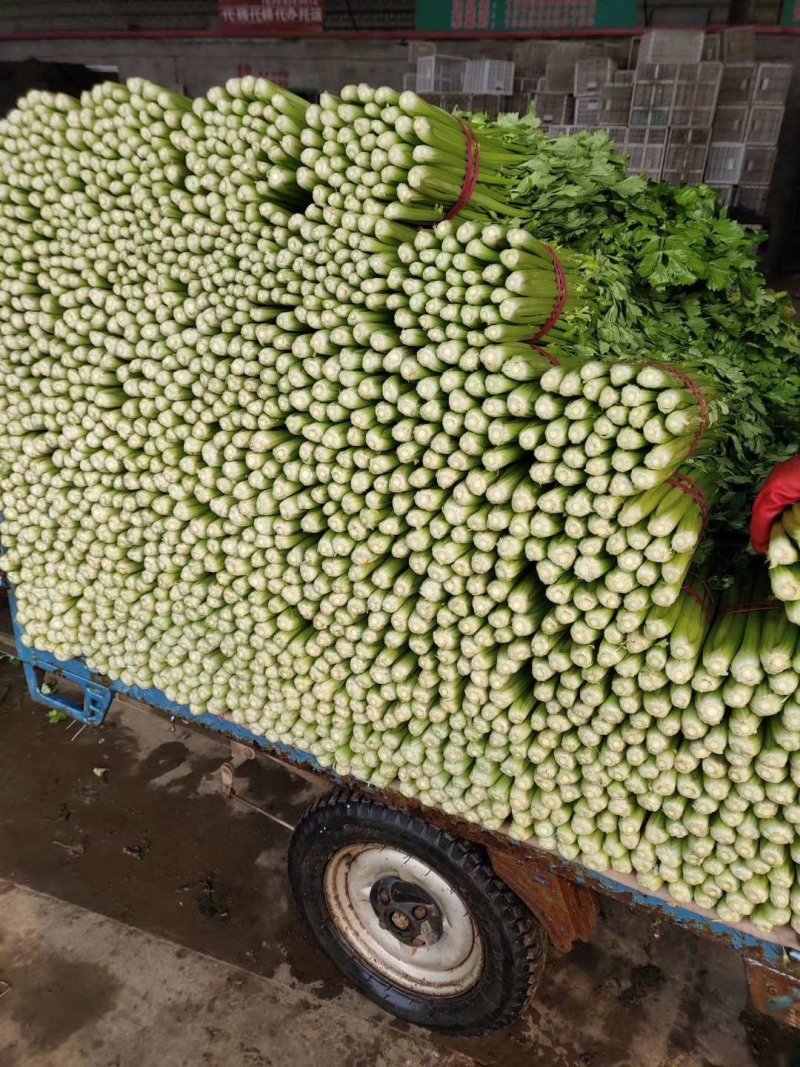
769, 508, 800, 624
2, 78, 800, 932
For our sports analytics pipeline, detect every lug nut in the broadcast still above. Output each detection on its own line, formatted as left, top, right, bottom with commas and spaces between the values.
379, 890, 390, 905
413, 905, 428, 920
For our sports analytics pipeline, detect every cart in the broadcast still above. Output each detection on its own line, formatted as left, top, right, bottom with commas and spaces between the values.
3, 585, 800, 1036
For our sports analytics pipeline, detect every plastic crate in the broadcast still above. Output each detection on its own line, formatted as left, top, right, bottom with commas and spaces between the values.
671, 69, 721, 126
665, 128, 711, 179
745, 105, 785, 146
630, 79, 674, 126
574, 96, 600, 126
662, 166, 706, 185
533, 92, 574, 124
712, 104, 749, 140
636, 62, 679, 82
735, 183, 770, 214
704, 142, 745, 184
626, 143, 665, 180
615, 69, 635, 85
707, 183, 736, 207
638, 30, 705, 65
416, 55, 468, 93
630, 106, 673, 127
717, 63, 756, 105
669, 127, 712, 147
512, 40, 551, 77
604, 41, 634, 67
537, 75, 549, 91
464, 59, 515, 96
627, 127, 669, 146
546, 43, 589, 93
506, 92, 533, 115
403, 71, 417, 91
574, 57, 616, 95
721, 27, 755, 62
469, 94, 503, 118
676, 61, 722, 84
671, 106, 716, 128
753, 63, 792, 106
604, 125, 629, 147
597, 84, 633, 124
632, 80, 676, 109
742, 145, 778, 184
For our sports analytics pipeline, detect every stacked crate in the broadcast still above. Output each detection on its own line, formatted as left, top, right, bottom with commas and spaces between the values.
409, 31, 793, 216
626, 127, 669, 181
630, 62, 676, 129
464, 59, 515, 96
659, 63, 721, 185
572, 56, 633, 141
734, 61, 793, 213
414, 53, 515, 117
415, 54, 469, 93
530, 43, 584, 129
628, 34, 703, 182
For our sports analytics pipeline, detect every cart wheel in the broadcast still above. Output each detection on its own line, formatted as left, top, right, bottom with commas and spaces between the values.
288, 789, 546, 1035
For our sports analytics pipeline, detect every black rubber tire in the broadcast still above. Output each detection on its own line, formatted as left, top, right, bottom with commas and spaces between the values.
287, 789, 547, 1035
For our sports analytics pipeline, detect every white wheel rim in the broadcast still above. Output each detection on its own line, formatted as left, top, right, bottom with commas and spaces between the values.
323, 843, 484, 997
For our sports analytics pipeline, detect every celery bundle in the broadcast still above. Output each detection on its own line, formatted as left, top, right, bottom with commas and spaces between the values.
768, 505, 800, 624
2, 78, 800, 936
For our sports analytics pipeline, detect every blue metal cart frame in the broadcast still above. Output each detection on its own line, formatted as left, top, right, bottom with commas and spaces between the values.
4, 585, 800, 1027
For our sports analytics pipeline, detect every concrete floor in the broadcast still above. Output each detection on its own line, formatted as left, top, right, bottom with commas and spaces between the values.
0, 881, 473, 1067
0, 655, 799, 1067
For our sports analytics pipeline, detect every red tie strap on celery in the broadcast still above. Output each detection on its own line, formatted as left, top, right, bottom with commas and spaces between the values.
443, 121, 481, 222
750, 456, 800, 555
525, 343, 561, 366
681, 572, 715, 623
719, 600, 784, 617
644, 360, 709, 458
667, 471, 709, 536
531, 245, 569, 341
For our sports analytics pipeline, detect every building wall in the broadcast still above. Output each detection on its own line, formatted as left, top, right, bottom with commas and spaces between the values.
0, 37, 411, 96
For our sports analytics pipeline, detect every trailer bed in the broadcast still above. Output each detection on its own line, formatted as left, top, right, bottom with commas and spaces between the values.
3, 584, 800, 1025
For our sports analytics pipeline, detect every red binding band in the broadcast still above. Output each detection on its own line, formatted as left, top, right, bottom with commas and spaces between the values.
643, 360, 709, 457
667, 471, 709, 535
532, 244, 569, 341
719, 600, 783, 617
525, 342, 560, 367
681, 571, 715, 622
443, 121, 481, 222
682, 571, 712, 623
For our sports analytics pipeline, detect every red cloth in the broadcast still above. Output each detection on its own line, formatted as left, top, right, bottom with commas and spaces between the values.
750, 456, 800, 555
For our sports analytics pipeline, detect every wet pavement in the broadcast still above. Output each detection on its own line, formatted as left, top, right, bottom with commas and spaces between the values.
0, 655, 799, 1067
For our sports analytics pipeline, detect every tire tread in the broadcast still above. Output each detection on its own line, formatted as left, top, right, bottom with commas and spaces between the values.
290, 788, 546, 1034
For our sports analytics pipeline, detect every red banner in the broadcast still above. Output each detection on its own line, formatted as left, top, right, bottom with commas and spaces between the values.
219, 0, 323, 32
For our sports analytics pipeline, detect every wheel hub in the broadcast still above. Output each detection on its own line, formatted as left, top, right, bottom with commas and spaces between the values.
369, 876, 443, 946
322, 843, 485, 996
